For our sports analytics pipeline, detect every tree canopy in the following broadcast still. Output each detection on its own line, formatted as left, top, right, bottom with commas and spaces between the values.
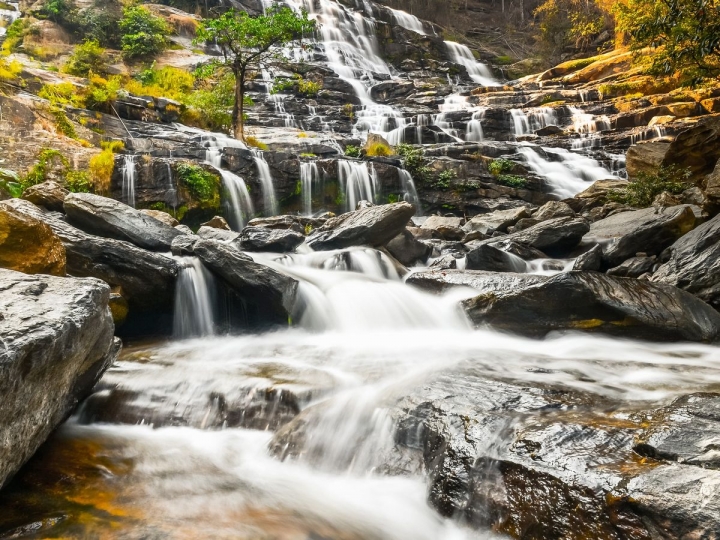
194, 5, 316, 139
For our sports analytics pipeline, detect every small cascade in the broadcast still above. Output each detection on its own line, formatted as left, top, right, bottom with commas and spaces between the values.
510, 108, 558, 137
0, 2, 20, 36
338, 160, 377, 212
300, 161, 320, 216
388, 7, 427, 35
569, 107, 611, 149
216, 168, 255, 230
416, 114, 431, 144
510, 109, 530, 137
121, 155, 137, 208
630, 125, 667, 145
173, 257, 217, 339
398, 169, 422, 214
205, 148, 222, 168
251, 150, 279, 216
466, 108, 486, 142
444, 41, 498, 86
525, 258, 576, 276
518, 146, 616, 198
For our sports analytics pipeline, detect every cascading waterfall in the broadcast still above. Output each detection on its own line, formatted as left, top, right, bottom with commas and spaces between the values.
388, 7, 427, 35
466, 108, 486, 142
217, 168, 254, 230
173, 256, 217, 338
0, 2, 20, 36
251, 149, 279, 216
338, 160, 377, 212
398, 169, 422, 213
301, 161, 321, 216
518, 145, 616, 198
444, 41, 498, 86
570, 107, 611, 149
510, 109, 530, 137
121, 155, 137, 208
510, 107, 558, 137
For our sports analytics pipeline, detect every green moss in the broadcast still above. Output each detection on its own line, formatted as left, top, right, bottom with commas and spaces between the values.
497, 175, 527, 188
489, 158, 515, 176
344, 145, 361, 158
176, 163, 221, 209
608, 165, 690, 207
50, 107, 77, 139
65, 170, 92, 192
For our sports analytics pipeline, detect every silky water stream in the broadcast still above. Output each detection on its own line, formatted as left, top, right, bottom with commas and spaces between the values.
2, 248, 720, 539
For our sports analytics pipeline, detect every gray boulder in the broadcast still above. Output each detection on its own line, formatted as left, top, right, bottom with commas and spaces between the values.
462, 207, 529, 235
239, 226, 305, 253
197, 226, 240, 243
607, 255, 657, 278
421, 215, 465, 240
407, 269, 546, 294
585, 205, 697, 267
462, 271, 720, 342
64, 193, 182, 251
193, 239, 298, 325
652, 213, 720, 309
533, 200, 576, 221
307, 202, 415, 250
572, 244, 603, 271
386, 229, 431, 266
465, 244, 528, 272
0, 270, 119, 489
20, 180, 68, 212
0, 199, 179, 314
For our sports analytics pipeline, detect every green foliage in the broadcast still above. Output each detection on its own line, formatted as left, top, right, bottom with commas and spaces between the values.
193, 5, 315, 138
427, 169, 456, 190
39, 0, 72, 23
64, 40, 107, 76
176, 163, 221, 207
2, 18, 29, 54
0, 168, 23, 198
65, 170, 92, 192
396, 143, 431, 182
496, 175, 527, 188
50, 107, 78, 139
0, 58, 22, 81
387, 193, 399, 203
271, 74, 320, 96
608, 165, 690, 207
488, 158, 516, 176
128, 64, 194, 100
344, 145, 361, 158
299, 153, 316, 158
89, 148, 116, 194
615, 0, 720, 81
22, 148, 69, 190
342, 103, 355, 121
182, 71, 235, 132
119, 5, 171, 60
85, 74, 123, 112
533, 0, 609, 60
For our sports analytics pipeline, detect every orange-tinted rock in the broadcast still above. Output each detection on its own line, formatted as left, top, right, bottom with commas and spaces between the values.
0, 206, 66, 275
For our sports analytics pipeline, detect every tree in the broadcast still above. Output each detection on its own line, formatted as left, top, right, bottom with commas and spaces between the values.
194, 5, 315, 139
119, 5, 171, 60
614, 0, 720, 80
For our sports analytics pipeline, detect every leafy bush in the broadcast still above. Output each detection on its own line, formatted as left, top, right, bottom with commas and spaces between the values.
365, 142, 392, 157
65, 170, 92, 192
22, 149, 68, 189
127, 65, 194, 100
245, 136, 268, 150
608, 165, 690, 207
64, 40, 106, 76
342, 103, 355, 121
0, 58, 22, 81
396, 143, 431, 182
176, 163, 220, 207
182, 72, 234, 132
0, 168, 23, 198
85, 74, 123, 112
297, 78, 321, 96
497, 175, 527, 188
119, 6, 171, 60
271, 75, 321, 96
89, 148, 116, 194
1, 18, 29, 54
344, 145, 361, 158
488, 158, 515, 176
50, 107, 78, 139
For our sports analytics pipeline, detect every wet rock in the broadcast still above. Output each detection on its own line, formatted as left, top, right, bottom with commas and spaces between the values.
0, 270, 120, 489
0, 199, 179, 315
307, 202, 415, 250
201, 216, 231, 230
466, 244, 527, 272
586, 205, 697, 267
140, 209, 179, 227
421, 215, 465, 240
532, 200, 575, 221
407, 269, 546, 294
635, 393, 720, 469
606, 255, 657, 278
386, 229, 431, 266
20, 180, 68, 212
193, 238, 298, 325
170, 235, 197, 256
462, 271, 720, 341
651, 213, 720, 309
490, 239, 548, 261
64, 193, 183, 251
196, 226, 240, 243
239, 226, 305, 253
571, 244, 602, 271
507, 217, 540, 232
0, 206, 66, 276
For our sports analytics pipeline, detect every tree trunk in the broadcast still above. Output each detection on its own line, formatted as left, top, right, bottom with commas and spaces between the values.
232, 67, 245, 140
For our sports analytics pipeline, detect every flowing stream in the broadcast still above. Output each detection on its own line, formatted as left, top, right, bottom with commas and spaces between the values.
3, 247, 720, 538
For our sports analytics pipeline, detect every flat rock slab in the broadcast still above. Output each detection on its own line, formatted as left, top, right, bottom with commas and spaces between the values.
0, 269, 119, 489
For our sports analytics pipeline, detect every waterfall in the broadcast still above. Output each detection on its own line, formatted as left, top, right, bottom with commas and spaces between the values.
518, 146, 615, 198
173, 257, 217, 339
416, 114, 431, 144
569, 107, 611, 149
338, 160, 377, 212
214, 168, 254, 230
251, 150, 279, 216
466, 109, 486, 142
301, 161, 320, 216
444, 41, 498, 86
399, 169, 422, 213
510, 109, 530, 137
388, 7, 427, 35
121, 155, 137, 208
0, 2, 20, 36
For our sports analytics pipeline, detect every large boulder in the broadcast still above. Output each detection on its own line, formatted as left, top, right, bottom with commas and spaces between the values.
0, 270, 119, 489
64, 193, 183, 251
651, 213, 720, 309
585, 205, 697, 267
0, 199, 179, 315
463, 207, 530, 235
386, 229, 431, 266
465, 244, 528, 272
421, 215, 465, 240
307, 202, 415, 250
462, 271, 720, 342
239, 226, 305, 253
0, 206, 66, 276
407, 269, 546, 294
20, 180, 68, 212
192, 239, 298, 325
